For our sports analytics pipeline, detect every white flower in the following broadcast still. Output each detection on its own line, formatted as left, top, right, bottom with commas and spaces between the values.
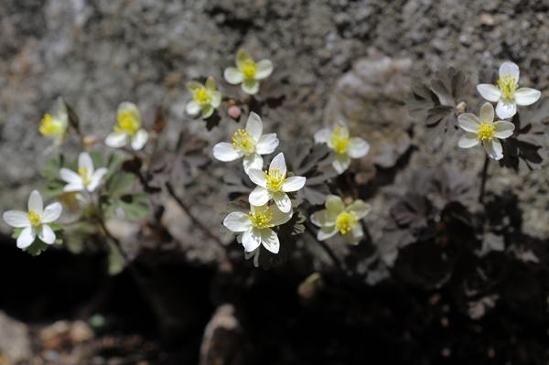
39, 97, 69, 145
314, 122, 370, 174
458, 102, 515, 161
105, 102, 149, 150
60, 152, 108, 193
2, 190, 62, 249
212, 112, 279, 173
247, 153, 306, 213
310, 195, 371, 244
185, 77, 222, 118
224, 49, 273, 95
223, 204, 292, 254
477, 61, 541, 119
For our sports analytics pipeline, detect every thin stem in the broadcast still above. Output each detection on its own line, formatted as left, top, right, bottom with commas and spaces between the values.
95, 214, 131, 264
479, 155, 490, 203
304, 221, 346, 274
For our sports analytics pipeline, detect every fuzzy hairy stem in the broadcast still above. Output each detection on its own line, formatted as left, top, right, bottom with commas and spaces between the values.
479, 155, 490, 203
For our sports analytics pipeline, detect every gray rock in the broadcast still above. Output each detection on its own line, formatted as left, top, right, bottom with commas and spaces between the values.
0, 311, 32, 363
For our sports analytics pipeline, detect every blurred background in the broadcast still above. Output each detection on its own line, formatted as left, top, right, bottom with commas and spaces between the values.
1, 0, 549, 364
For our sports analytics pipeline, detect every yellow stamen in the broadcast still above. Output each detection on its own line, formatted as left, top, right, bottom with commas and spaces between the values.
231, 129, 256, 155
477, 121, 496, 142
330, 127, 350, 155
335, 211, 358, 235
265, 168, 285, 192
78, 167, 92, 186
39, 114, 65, 137
27, 210, 41, 227
193, 88, 212, 106
115, 110, 140, 136
248, 210, 273, 229
241, 60, 257, 80
497, 74, 518, 101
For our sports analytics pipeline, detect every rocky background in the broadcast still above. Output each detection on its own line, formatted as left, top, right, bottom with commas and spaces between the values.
1, 0, 549, 364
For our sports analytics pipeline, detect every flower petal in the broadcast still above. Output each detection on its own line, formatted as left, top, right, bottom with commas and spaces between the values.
260, 228, 280, 254
332, 154, 351, 174
282, 176, 306, 192
242, 79, 259, 95
255, 60, 273, 80
185, 101, 201, 116
325, 195, 344, 215
210, 91, 222, 108
249, 187, 270, 206
479, 102, 495, 122
458, 133, 480, 148
243, 154, 263, 173
344, 224, 364, 244
269, 206, 292, 226
63, 183, 85, 193
256, 133, 279, 155
39, 224, 56, 244
28, 190, 43, 214
186, 81, 203, 92
515, 88, 541, 106
17, 226, 35, 249
2, 211, 30, 228
42, 202, 62, 223
483, 139, 503, 160
60, 168, 82, 185
314, 128, 331, 143
495, 100, 517, 119
246, 112, 263, 141
242, 229, 261, 252
223, 212, 252, 232
499, 61, 519, 80
347, 137, 370, 158
117, 102, 141, 125
317, 226, 338, 241
347, 200, 371, 219
476, 84, 501, 102
269, 153, 287, 177
131, 130, 148, 150
247, 168, 267, 187
205, 77, 216, 91
88, 168, 108, 192
272, 192, 292, 213
79, 152, 94, 174
105, 132, 128, 148
310, 210, 336, 228
224, 67, 243, 84
213, 142, 243, 162
458, 113, 480, 132
236, 49, 252, 69
201, 105, 214, 119
493, 121, 515, 139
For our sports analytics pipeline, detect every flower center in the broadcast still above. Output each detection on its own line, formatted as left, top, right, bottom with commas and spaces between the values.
27, 210, 41, 227
335, 211, 358, 235
78, 167, 92, 186
193, 88, 211, 106
265, 168, 285, 192
231, 129, 256, 155
248, 210, 273, 229
39, 114, 65, 137
497, 74, 518, 102
241, 60, 257, 80
115, 110, 140, 136
477, 121, 496, 142
330, 127, 350, 155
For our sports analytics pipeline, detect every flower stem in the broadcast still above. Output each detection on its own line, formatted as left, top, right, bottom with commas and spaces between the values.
478, 155, 490, 203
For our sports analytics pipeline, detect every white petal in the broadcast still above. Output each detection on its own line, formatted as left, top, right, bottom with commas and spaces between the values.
269, 206, 292, 226
63, 183, 85, 193
201, 105, 214, 119
458, 113, 480, 133
243, 154, 263, 173
247, 168, 267, 187
479, 102, 495, 122
186, 81, 203, 92
495, 100, 517, 119
499, 61, 519, 79
347, 137, 370, 158
317, 227, 338, 241
42, 202, 62, 223
344, 225, 364, 244
17, 227, 35, 249
310, 210, 335, 228
242, 79, 259, 95
2, 211, 30, 228
325, 195, 344, 215
224, 67, 244, 84
242, 229, 261, 252
458, 133, 480, 148
79, 152, 94, 174
236, 49, 251, 70
493, 121, 515, 139
514, 88, 541, 106
333, 154, 351, 174
476, 84, 501, 102
39, 224, 56, 244
185, 101, 201, 116
88, 168, 108, 192
105, 132, 128, 148
314, 128, 331, 143
213, 142, 243, 162
28, 190, 43, 214
223, 212, 252, 232
210, 91, 222, 108
249, 187, 270, 206
245, 112, 263, 141
269, 153, 287, 177
272, 192, 292, 213
255, 60, 273, 80
130, 130, 149, 150
256, 133, 279, 155
483, 139, 503, 160
60, 168, 82, 185
260, 229, 280, 254
347, 200, 371, 219
282, 176, 306, 192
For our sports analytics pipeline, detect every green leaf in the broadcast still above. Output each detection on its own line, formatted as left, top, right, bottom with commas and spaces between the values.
23, 239, 50, 256
106, 172, 137, 196
42, 154, 65, 180
118, 193, 151, 221
11, 227, 23, 239
107, 243, 125, 275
